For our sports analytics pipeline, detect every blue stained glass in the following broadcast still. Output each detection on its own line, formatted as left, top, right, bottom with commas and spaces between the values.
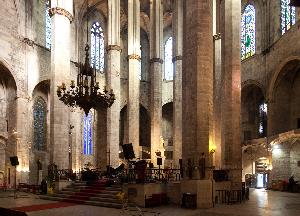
83, 112, 93, 155
241, 4, 256, 60
281, 0, 296, 35
91, 21, 105, 72
33, 97, 47, 151
45, 0, 51, 49
164, 37, 173, 80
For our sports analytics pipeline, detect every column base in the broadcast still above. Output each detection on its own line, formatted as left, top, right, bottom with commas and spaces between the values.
181, 179, 214, 209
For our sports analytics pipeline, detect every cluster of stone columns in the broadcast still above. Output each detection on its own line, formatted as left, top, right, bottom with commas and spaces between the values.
47, 1, 242, 195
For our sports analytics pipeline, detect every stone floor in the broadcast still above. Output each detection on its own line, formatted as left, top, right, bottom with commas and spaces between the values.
0, 189, 300, 216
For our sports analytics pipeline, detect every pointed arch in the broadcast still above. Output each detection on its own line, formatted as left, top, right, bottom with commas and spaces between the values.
83, 112, 93, 155
241, 4, 256, 60
45, 0, 51, 49
164, 37, 173, 80
33, 97, 47, 151
281, 0, 296, 34
91, 21, 105, 72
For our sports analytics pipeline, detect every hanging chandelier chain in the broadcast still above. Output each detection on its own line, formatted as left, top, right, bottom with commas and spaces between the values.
56, 0, 115, 115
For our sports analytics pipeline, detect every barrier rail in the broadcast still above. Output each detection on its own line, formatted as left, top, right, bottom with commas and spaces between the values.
215, 188, 249, 204
121, 168, 181, 183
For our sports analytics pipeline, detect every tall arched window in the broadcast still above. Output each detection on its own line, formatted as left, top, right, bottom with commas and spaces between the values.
281, 0, 296, 34
33, 97, 47, 151
164, 37, 173, 81
45, 0, 51, 49
83, 112, 93, 155
91, 21, 105, 72
241, 4, 256, 60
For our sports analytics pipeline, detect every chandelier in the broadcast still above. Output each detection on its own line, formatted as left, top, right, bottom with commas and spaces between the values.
56, 0, 115, 115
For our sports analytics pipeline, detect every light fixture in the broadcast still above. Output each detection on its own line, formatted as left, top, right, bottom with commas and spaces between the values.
56, 0, 115, 115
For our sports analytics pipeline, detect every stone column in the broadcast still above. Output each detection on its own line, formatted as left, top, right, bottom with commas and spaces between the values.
213, 0, 222, 168
172, 0, 183, 168
127, 0, 140, 158
107, 0, 121, 168
16, 96, 30, 183
220, 0, 242, 189
96, 108, 107, 170
181, 0, 214, 209
49, 1, 73, 169
149, 0, 163, 166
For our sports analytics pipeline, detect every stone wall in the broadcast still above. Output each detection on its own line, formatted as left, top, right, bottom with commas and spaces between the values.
241, 0, 300, 138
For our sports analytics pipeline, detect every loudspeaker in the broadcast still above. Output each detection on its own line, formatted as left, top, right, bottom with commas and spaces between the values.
179, 159, 183, 177
149, 163, 154, 168
122, 143, 135, 160
10, 156, 19, 166
157, 158, 162, 166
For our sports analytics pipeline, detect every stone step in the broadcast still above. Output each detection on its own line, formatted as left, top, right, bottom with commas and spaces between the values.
68, 184, 122, 190
59, 190, 117, 199
62, 188, 121, 194
70, 185, 121, 191
39, 195, 122, 209
50, 193, 121, 203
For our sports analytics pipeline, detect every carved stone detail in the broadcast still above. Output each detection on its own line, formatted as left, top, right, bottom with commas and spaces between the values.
213, 33, 222, 41
172, 55, 183, 62
106, 45, 122, 52
149, 58, 163, 64
128, 54, 141, 61
49, 7, 74, 23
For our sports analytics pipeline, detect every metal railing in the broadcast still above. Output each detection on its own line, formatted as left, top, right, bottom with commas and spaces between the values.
121, 168, 181, 184
215, 188, 249, 204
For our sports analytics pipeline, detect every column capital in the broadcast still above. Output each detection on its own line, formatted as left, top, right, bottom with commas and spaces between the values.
106, 45, 122, 52
128, 54, 141, 61
150, 58, 163, 64
213, 33, 222, 41
49, 7, 74, 23
172, 55, 183, 62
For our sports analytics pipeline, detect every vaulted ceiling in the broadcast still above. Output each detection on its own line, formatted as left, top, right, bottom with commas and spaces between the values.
73, 0, 173, 34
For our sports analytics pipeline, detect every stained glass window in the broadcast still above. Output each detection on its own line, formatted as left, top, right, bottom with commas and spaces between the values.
281, 0, 296, 34
45, 0, 51, 49
91, 21, 105, 72
33, 97, 47, 151
258, 102, 267, 136
164, 37, 173, 81
83, 112, 93, 155
241, 4, 256, 60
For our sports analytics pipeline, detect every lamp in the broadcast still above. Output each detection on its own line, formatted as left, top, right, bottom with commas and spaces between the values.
289, 0, 300, 7
56, 0, 115, 115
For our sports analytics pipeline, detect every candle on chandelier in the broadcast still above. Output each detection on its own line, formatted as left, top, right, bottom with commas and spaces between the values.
61, 83, 66, 90
57, 86, 61, 92
84, 79, 88, 87
70, 80, 75, 87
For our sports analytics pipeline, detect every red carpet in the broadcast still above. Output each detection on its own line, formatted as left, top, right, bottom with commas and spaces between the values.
11, 202, 76, 212
11, 180, 110, 212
